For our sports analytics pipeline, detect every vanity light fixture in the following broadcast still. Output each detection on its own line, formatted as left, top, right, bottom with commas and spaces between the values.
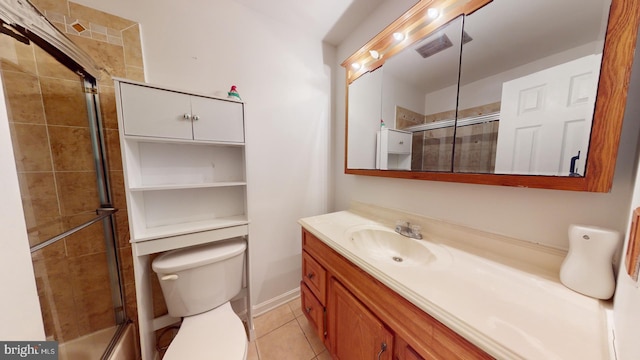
369, 50, 381, 59
427, 8, 440, 19
393, 32, 405, 41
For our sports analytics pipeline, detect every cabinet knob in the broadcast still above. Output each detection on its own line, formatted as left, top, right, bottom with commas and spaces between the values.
399, 141, 404, 145
183, 113, 191, 120
192, 115, 200, 121
305, 306, 312, 313
307, 272, 315, 280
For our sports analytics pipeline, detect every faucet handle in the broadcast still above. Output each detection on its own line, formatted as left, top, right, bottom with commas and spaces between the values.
395, 220, 408, 231
410, 224, 423, 239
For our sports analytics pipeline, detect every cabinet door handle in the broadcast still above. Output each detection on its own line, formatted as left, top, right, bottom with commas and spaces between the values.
377, 342, 388, 360
183, 113, 191, 120
306, 272, 315, 280
399, 141, 404, 145
192, 115, 200, 121
305, 306, 312, 314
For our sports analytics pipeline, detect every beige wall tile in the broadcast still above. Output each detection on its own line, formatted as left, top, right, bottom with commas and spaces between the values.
0, 36, 38, 75
105, 130, 122, 170
30, 0, 69, 16
119, 247, 134, 286
114, 210, 131, 248
65, 218, 106, 257
151, 269, 168, 317
69, 2, 136, 31
123, 282, 138, 327
16, 172, 60, 238
30, 238, 66, 261
109, 170, 126, 209
55, 171, 100, 215
40, 77, 88, 127
122, 25, 143, 68
33, 257, 81, 341
9, 123, 52, 171
68, 252, 111, 295
91, 32, 108, 42
125, 66, 145, 82
34, 46, 79, 81
97, 85, 118, 129
2, 71, 46, 124
75, 287, 117, 335
69, 34, 126, 78
49, 125, 95, 171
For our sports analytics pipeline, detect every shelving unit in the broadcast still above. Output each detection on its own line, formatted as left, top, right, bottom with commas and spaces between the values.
114, 78, 253, 360
376, 128, 413, 170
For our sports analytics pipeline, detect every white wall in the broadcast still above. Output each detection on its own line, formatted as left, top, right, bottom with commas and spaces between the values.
0, 76, 46, 340
74, 0, 332, 307
335, 1, 640, 251
381, 71, 425, 127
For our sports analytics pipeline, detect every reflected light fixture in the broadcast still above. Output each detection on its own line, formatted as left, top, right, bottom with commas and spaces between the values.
369, 50, 381, 59
427, 8, 440, 19
393, 32, 405, 41
351, 62, 361, 70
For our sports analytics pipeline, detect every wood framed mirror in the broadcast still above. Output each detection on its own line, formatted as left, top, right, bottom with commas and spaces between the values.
342, 0, 640, 192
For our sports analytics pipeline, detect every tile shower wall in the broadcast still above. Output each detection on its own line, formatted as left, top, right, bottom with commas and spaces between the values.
1, 0, 155, 348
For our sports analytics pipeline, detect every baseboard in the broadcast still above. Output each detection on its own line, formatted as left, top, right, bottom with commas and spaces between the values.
252, 287, 300, 317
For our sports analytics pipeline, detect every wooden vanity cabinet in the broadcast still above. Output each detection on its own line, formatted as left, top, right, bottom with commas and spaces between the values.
301, 228, 493, 360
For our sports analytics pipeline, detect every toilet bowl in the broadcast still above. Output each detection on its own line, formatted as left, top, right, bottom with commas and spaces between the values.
152, 238, 248, 359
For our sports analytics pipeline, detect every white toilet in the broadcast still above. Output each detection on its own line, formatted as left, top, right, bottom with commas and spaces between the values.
152, 238, 248, 359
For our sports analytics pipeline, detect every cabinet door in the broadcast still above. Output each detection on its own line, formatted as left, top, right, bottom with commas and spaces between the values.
328, 278, 393, 360
387, 130, 412, 154
191, 96, 244, 142
301, 282, 325, 341
120, 83, 193, 140
395, 337, 428, 360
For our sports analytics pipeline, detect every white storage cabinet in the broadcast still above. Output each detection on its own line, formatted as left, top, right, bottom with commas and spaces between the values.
114, 79, 253, 360
376, 128, 413, 170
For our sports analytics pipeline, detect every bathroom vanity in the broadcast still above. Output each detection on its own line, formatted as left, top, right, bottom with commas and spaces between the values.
299, 204, 612, 359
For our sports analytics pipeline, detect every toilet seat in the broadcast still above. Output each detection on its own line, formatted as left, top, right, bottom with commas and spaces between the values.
163, 302, 248, 360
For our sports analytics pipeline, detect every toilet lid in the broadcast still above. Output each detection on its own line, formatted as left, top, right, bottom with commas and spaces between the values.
163, 302, 248, 360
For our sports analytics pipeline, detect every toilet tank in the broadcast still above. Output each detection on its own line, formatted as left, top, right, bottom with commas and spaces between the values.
152, 238, 246, 317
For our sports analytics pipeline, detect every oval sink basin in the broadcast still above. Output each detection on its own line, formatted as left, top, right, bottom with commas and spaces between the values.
345, 226, 437, 267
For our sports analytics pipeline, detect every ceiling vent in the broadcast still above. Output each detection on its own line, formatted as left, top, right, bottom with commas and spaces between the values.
415, 33, 452, 58
414, 31, 473, 59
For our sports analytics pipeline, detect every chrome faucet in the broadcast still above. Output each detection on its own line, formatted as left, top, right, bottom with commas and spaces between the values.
395, 221, 423, 240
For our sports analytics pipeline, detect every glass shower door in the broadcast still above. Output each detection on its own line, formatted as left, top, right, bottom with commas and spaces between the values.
0, 22, 125, 359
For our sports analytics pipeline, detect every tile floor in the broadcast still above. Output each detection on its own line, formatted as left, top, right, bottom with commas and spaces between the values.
248, 297, 331, 360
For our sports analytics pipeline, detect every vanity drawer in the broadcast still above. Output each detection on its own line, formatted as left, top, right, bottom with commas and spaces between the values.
301, 281, 325, 341
302, 250, 326, 305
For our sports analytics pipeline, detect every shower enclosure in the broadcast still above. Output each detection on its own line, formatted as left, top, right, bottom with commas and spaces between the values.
0, 2, 128, 359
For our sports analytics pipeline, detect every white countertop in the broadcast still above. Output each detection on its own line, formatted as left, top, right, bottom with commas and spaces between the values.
299, 204, 612, 360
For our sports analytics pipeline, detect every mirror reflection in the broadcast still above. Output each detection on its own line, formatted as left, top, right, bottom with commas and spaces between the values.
346, 0, 612, 177
454, 0, 610, 176
381, 16, 463, 171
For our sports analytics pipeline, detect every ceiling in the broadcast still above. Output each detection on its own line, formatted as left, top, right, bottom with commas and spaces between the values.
229, 0, 387, 45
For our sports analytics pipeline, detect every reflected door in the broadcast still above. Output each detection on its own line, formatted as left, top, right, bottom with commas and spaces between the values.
495, 54, 601, 176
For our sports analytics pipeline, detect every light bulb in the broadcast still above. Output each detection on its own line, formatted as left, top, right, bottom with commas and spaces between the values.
351, 63, 361, 70
427, 8, 439, 19
393, 32, 405, 41
369, 50, 380, 59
